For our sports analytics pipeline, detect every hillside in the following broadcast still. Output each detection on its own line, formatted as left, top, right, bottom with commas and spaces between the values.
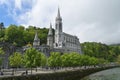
0, 24, 50, 47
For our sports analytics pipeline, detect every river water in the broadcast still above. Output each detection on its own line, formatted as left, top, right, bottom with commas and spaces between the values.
81, 68, 120, 80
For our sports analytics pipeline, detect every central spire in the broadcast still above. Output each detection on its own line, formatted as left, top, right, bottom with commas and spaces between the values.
55, 7, 63, 33
56, 8, 62, 20
57, 8, 61, 18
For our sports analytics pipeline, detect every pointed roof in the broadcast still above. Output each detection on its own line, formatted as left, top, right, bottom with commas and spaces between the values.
56, 8, 62, 20
57, 8, 61, 18
48, 23, 53, 35
34, 31, 39, 41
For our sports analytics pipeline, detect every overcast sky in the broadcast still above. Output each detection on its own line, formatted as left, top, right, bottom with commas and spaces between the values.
0, 0, 120, 44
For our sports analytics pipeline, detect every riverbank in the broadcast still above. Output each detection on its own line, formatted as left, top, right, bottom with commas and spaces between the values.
0, 66, 119, 80
81, 67, 120, 80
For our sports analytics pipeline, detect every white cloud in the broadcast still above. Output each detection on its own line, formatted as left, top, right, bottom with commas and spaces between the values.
0, 0, 8, 5
15, 0, 22, 9
16, 0, 58, 27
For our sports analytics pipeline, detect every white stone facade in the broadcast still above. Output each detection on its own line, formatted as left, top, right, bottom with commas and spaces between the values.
47, 8, 82, 54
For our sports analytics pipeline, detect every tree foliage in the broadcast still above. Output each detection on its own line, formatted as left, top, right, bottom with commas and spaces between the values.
9, 52, 23, 68
41, 53, 47, 67
117, 55, 120, 64
0, 24, 49, 47
81, 42, 120, 62
48, 52, 62, 67
48, 52, 100, 68
61, 53, 81, 67
23, 48, 38, 68
23, 48, 47, 68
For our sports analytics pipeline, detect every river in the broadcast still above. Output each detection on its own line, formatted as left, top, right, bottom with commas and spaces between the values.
81, 68, 120, 80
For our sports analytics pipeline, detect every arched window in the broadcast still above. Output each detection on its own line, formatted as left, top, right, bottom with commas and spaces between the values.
56, 43, 58, 47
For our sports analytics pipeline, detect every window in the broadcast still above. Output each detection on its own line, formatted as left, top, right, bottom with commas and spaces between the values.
56, 43, 58, 47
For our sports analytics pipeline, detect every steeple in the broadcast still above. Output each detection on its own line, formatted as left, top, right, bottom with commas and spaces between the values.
54, 7, 63, 48
56, 8, 62, 20
55, 8, 63, 34
33, 31, 40, 47
48, 23, 53, 36
57, 8, 61, 18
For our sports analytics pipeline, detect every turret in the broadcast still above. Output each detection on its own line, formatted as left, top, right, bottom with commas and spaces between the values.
33, 31, 40, 47
47, 23, 54, 48
48, 23, 53, 36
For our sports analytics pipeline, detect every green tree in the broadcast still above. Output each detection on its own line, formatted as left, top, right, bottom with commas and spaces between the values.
23, 48, 37, 68
5, 25, 25, 46
98, 58, 108, 67
37, 28, 49, 45
33, 51, 42, 72
9, 52, 23, 68
61, 52, 85, 68
61, 52, 81, 67
69, 52, 82, 67
5, 25, 18, 43
9, 52, 22, 75
48, 52, 62, 68
89, 57, 99, 66
41, 53, 47, 67
23, 31, 34, 46
34, 52, 47, 71
117, 55, 120, 64
2, 24, 49, 46
23, 48, 44, 74
81, 42, 119, 62
61, 53, 70, 67
80, 55, 91, 67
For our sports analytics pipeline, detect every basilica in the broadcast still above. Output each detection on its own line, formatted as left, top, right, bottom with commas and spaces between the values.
32, 8, 82, 55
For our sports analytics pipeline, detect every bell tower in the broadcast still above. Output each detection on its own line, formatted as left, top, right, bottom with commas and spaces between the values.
54, 8, 63, 48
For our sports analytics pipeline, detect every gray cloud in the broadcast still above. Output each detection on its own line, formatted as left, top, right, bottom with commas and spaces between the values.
59, 0, 120, 44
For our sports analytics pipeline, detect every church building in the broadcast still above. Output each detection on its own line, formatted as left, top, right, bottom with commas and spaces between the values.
33, 8, 82, 54
0, 8, 82, 68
